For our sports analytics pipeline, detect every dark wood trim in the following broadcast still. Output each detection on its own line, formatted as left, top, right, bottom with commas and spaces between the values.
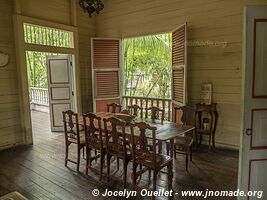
252, 19, 267, 99
250, 108, 267, 150
248, 159, 267, 200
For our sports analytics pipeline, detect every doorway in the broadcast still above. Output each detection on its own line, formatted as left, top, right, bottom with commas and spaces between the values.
22, 21, 78, 137
26, 51, 77, 135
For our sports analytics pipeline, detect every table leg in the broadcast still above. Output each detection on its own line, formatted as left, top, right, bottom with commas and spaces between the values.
170, 139, 174, 158
166, 142, 169, 155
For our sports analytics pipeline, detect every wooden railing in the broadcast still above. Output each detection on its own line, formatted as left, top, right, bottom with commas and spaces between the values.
122, 96, 172, 121
30, 87, 49, 106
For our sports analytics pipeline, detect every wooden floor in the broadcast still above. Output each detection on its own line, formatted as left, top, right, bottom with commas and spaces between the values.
0, 111, 239, 200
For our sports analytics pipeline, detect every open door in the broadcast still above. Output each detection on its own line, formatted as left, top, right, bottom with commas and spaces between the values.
47, 55, 74, 132
239, 6, 267, 200
91, 38, 122, 112
171, 23, 187, 121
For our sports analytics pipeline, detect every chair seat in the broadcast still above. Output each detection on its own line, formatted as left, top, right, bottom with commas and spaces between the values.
68, 131, 86, 144
87, 143, 106, 151
196, 128, 211, 134
174, 135, 193, 147
174, 135, 193, 154
108, 148, 132, 160
116, 152, 132, 161
136, 154, 172, 168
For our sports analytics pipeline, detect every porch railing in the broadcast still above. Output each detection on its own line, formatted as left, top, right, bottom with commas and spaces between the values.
30, 87, 49, 106
122, 95, 172, 121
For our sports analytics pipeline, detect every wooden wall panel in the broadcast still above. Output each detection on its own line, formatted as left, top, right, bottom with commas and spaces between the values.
0, 0, 23, 150
20, 0, 71, 25
95, 0, 267, 149
76, 0, 96, 113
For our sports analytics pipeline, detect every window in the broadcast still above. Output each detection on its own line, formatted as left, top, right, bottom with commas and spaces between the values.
23, 23, 74, 48
123, 33, 172, 99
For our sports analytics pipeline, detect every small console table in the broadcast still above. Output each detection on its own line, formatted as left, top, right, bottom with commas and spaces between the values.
195, 103, 218, 148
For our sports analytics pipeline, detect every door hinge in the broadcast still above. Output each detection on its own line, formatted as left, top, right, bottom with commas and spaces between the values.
245, 128, 252, 136
72, 91, 74, 96
70, 61, 73, 66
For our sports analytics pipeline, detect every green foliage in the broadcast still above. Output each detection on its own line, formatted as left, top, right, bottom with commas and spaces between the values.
26, 51, 48, 88
24, 23, 72, 48
26, 51, 62, 88
124, 33, 172, 99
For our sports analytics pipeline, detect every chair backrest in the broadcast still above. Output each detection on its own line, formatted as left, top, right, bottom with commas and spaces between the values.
130, 122, 157, 167
103, 117, 127, 157
127, 104, 141, 117
62, 110, 80, 143
107, 103, 122, 113
120, 109, 130, 115
145, 106, 165, 123
173, 106, 194, 125
83, 112, 103, 150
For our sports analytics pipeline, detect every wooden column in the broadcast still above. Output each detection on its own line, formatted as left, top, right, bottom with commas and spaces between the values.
70, 0, 77, 26
14, 0, 22, 14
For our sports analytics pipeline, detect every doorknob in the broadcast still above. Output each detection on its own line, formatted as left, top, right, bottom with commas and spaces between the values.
245, 128, 252, 136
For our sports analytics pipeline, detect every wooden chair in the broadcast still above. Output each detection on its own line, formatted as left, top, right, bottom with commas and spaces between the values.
145, 106, 165, 153
103, 117, 131, 189
145, 106, 165, 124
107, 103, 122, 113
63, 110, 85, 171
127, 104, 141, 117
172, 106, 194, 171
130, 122, 173, 194
83, 113, 106, 180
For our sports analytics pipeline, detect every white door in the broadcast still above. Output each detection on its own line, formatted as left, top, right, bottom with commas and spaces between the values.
47, 55, 74, 132
239, 6, 267, 200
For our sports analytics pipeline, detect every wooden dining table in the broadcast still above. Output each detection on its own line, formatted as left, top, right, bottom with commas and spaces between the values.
78, 112, 195, 158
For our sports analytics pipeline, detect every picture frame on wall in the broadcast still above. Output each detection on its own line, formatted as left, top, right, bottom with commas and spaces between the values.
201, 82, 212, 105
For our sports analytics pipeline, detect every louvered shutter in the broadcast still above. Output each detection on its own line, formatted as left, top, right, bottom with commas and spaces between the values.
172, 23, 187, 106
92, 38, 122, 112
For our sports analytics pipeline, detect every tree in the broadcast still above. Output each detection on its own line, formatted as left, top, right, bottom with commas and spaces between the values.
124, 33, 172, 99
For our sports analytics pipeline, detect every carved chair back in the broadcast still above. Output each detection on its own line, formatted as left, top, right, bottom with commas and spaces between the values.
62, 110, 80, 143
107, 103, 122, 113
103, 117, 127, 158
173, 106, 193, 125
130, 122, 157, 167
145, 106, 165, 123
127, 104, 141, 117
83, 113, 103, 150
